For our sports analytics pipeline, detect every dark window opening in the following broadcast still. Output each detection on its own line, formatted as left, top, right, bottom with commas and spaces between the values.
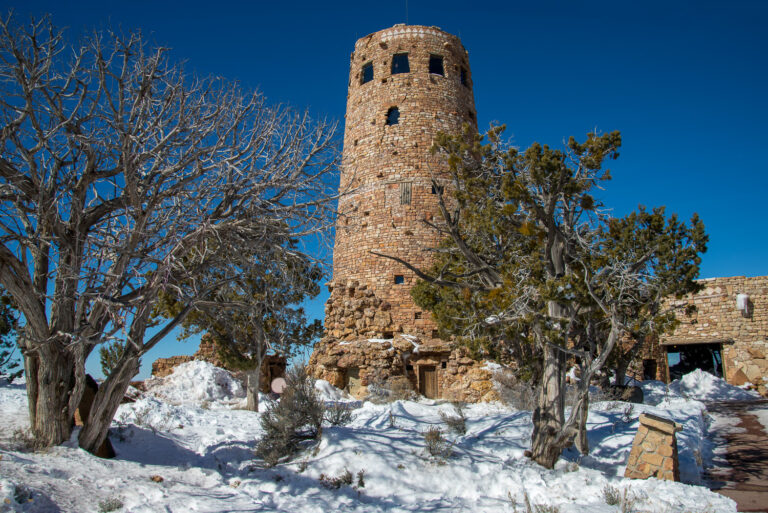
394, 275, 405, 284
429, 55, 444, 76
406, 364, 414, 371
400, 181, 412, 205
460, 67, 468, 87
431, 184, 444, 195
391, 53, 410, 74
441, 361, 447, 369
642, 359, 658, 381
386, 107, 400, 126
468, 111, 475, 122
431, 329, 439, 338
414, 312, 422, 320
666, 343, 723, 381
361, 62, 373, 84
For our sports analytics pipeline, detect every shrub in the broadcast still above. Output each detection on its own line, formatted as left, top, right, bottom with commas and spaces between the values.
324, 402, 354, 426
366, 372, 415, 403
494, 371, 536, 411
98, 497, 124, 513
602, 484, 621, 506
319, 468, 353, 489
255, 364, 325, 467
439, 402, 467, 435
10, 429, 46, 452
423, 426, 452, 460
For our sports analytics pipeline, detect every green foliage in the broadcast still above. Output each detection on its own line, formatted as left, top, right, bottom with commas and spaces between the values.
413, 126, 707, 382
255, 364, 325, 467
0, 287, 21, 382
99, 343, 125, 377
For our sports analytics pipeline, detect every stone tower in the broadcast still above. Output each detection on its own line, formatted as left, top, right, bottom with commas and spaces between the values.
309, 25, 496, 402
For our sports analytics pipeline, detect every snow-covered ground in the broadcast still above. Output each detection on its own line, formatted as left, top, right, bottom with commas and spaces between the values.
0, 362, 745, 513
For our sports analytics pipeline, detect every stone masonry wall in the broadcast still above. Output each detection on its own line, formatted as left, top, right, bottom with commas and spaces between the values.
641, 275, 768, 394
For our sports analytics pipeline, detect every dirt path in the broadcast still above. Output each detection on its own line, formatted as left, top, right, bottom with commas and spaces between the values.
706, 400, 768, 512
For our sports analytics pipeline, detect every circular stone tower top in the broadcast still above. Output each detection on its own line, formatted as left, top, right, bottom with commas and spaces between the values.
329, 24, 477, 340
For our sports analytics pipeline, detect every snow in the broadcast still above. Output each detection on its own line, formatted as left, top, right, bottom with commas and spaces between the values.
142, 360, 245, 407
0, 368, 738, 512
667, 369, 760, 402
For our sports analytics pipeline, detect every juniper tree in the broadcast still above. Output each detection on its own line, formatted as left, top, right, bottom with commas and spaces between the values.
378, 125, 706, 468
0, 14, 337, 452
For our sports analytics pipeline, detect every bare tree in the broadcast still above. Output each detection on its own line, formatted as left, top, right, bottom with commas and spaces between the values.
0, 14, 337, 453
381, 125, 706, 468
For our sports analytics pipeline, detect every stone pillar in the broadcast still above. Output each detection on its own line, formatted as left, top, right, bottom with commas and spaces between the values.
624, 413, 682, 481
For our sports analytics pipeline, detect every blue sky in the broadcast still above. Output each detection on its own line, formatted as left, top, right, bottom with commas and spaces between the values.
3, 0, 766, 378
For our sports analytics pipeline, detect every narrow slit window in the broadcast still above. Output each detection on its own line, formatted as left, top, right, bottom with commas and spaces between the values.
394, 275, 405, 285
400, 182, 412, 205
429, 55, 444, 76
386, 107, 400, 125
361, 62, 373, 84
414, 311, 422, 320
460, 67, 469, 87
391, 53, 410, 74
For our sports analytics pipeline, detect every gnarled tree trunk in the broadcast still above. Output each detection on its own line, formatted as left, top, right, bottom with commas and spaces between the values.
246, 366, 262, 412
78, 352, 140, 454
530, 343, 567, 468
26, 344, 78, 446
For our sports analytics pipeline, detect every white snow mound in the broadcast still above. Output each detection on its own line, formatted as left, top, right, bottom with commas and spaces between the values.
315, 379, 355, 402
669, 368, 759, 402
143, 360, 244, 405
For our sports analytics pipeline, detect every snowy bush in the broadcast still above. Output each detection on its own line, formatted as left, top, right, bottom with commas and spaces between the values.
98, 497, 124, 512
255, 364, 325, 467
494, 372, 536, 411
318, 468, 353, 489
423, 426, 452, 461
439, 402, 467, 435
366, 372, 415, 403
324, 402, 354, 426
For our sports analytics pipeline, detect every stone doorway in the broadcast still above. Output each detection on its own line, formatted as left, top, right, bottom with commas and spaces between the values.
345, 367, 363, 397
419, 365, 438, 398
666, 343, 724, 381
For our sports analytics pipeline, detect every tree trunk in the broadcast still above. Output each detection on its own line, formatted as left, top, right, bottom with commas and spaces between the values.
614, 357, 630, 387
78, 352, 140, 455
246, 367, 261, 412
28, 346, 77, 446
574, 387, 590, 455
530, 344, 567, 468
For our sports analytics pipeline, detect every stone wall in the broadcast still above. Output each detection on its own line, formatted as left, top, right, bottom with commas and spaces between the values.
309, 333, 499, 403
640, 276, 767, 394
625, 413, 682, 481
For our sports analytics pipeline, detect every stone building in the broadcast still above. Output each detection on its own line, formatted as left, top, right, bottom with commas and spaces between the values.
308, 24, 497, 401
638, 275, 767, 395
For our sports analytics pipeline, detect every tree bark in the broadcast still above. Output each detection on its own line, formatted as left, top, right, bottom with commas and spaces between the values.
78, 352, 140, 455
246, 366, 262, 412
530, 343, 567, 468
28, 345, 77, 446
574, 386, 590, 455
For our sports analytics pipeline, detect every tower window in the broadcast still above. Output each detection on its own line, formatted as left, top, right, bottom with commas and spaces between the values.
431, 184, 444, 195
361, 62, 373, 84
414, 311, 422, 320
394, 275, 405, 284
400, 182, 412, 205
391, 53, 410, 74
386, 107, 400, 126
460, 67, 469, 87
429, 55, 444, 76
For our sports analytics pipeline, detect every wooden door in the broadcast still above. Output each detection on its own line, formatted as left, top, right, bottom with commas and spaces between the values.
419, 366, 438, 398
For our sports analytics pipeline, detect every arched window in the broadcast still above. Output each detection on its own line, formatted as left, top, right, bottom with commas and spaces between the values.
386, 107, 400, 125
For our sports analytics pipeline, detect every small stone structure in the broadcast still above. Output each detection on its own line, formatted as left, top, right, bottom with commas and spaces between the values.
638, 275, 767, 395
151, 335, 286, 393
624, 413, 682, 481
